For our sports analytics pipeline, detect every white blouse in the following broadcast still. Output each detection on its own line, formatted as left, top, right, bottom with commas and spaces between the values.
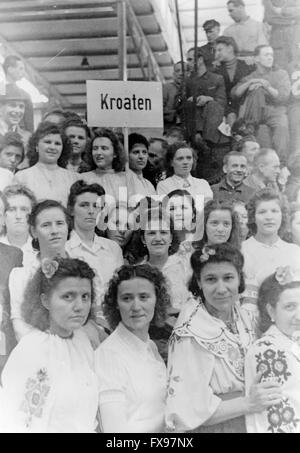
242, 237, 300, 307
13, 163, 79, 206
126, 169, 156, 205
156, 174, 213, 206
65, 231, 123, 324
95, 322, 167, 433
0, 329, 98, 433
245, 325, 300, 433
165, 297, 255, 432
81, 170, 134, 205
9, 254, 40, 322
0, 168, 14, 191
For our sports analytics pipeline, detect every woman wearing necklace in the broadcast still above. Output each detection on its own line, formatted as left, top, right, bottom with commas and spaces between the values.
13, 122, 79, 206
165, 243, 281, 433
245, 266, 300, 433
0, 257, 98, 432
81, 128, 129, 204
9, 200, 71, 341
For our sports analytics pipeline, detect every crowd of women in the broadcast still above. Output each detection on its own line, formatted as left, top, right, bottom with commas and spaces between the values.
0, 112, 299, 433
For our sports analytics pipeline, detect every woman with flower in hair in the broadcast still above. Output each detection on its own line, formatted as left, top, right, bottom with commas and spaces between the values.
95, 264, 169, 433
245, 266, 300, 433
0, 257, 98, 432
165, 243, 281, 433
13, 122, 79, 206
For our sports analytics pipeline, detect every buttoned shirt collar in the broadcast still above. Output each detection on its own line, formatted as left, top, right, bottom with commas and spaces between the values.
172, 174, 193, 187
68, 230, 109, 254
253, 236, 283, 249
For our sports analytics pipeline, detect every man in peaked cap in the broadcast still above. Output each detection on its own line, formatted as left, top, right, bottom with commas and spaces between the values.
0, 84, 31, 157
199, 19, 221, 70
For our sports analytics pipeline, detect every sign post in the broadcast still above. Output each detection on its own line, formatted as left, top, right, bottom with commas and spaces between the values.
117, 0, 129, 168
87, 80, 163, 128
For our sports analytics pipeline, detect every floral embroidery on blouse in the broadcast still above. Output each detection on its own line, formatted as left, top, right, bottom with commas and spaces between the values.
255, 347, 291, 383
267, 399, 300, 433
20, 368, 50, 428
171, 298, 253, 382
255, 343, 299, 433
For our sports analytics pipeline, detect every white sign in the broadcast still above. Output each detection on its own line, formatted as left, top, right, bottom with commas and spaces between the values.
86, 80, 163, 128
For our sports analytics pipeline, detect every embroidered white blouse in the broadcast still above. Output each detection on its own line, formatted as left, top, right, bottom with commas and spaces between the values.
95, 322, 167, 433
0, 329, 98, 433
245, 325, 300, 433
165, 296, 255, 432
13, 163, 79, 206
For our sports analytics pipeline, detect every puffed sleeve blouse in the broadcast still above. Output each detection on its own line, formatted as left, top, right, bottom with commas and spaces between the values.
0, 329, 98, 433
95, 322, 167, 433
245, 325, 300, 433
165, 296, 256, 432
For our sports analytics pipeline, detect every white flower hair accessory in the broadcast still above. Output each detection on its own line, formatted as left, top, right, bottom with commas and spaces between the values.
275, 266, 300, 286
41, 258, 59, 280
200, 246, 216, 263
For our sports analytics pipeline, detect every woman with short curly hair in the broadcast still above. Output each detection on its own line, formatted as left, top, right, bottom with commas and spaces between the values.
0, 257, 99, 433
241, 188, 300, 310
95, 264, 169, 433
82, 128, 130, 203
14, 121, 78, 206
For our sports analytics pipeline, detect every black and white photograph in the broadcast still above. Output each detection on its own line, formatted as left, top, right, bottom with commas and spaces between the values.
0, 0, 299, 436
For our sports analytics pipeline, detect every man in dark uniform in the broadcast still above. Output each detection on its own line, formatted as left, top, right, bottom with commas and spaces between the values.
214, 36, 255, 127
0, 242, 23, 374
199, 20, 221, 70
184, 47, 227, 145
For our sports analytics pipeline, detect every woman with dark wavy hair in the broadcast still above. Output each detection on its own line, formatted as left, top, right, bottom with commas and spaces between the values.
0, 257, 99, 433
157, 141, 213, 204
129, 203, 190, 313
245, 266, 300, 433
166, 243, 279, 433
196, 199, 241, 249
82, 128, 129, 203
14, 121, 78, 206
95, 264, 169, 433
241, 188, 300, 310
